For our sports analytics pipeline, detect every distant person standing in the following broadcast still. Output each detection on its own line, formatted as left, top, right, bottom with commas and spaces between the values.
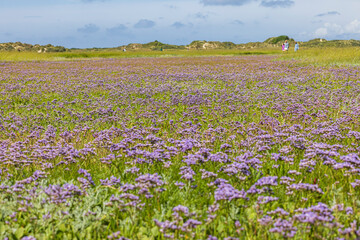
284, 40, 289, 51
282, 43, 285, 51
294, 42, 299, 52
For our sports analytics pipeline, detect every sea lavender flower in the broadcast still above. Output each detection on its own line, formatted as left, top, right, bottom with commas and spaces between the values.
154, 219, 178, 232
350, 179, 360, 188
183, 154, 205, 165
77, 177, 92, 189
172, 205, 189, 216
196, 148, 212, 158
100, 176, 121, 187
208, 152, 230, 163
174, 181, 185, 189
107, 231, 130, 240
120, 183, 136, 192
267, 208, 289, 216
280, 176, 295, 185
257, 196, 279, 204
43, 183, 82, 204
100, 154, 116, 164
255, 176, 278, 186
207, 235, 218, 240
179, 166, 196, 181
163, 161, 172, 168
181, 219, 202, 232
288, 183, 323, 194
207, 203, 220, 213
42, 212, 51, 220
288, 170, 301, 175
78, 168, 95, 186
135, 173, 164, 188
125, 167, 140, 174
346, 207, 354, 215
214, 182, 247, 202
21, 237, 37, 240
271, 153, 281, 161
220, 143, 232, 152
200, 169, 218, 179
222, 162, 249, 176
294, 202, 334, 224
107, 231, 121, 239
269, 219, 297, 238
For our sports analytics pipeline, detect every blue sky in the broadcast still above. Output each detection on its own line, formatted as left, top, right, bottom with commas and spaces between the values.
1, 0, 360, 48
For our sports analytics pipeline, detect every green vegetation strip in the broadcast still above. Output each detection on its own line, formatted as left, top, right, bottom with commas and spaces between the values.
0, 49, 278, 61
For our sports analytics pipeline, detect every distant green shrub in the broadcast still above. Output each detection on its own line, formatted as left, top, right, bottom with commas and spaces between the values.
264, 35, 290, 44
46, 46, 67, 52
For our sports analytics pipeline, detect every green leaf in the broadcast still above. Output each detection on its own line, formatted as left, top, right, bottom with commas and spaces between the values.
58, 223, 67, 232
151, 226, 159, 237
245, 207, 257, 221
217, 222, 225, 233
0, 223, 6, 235
14, 227, 24, 240
139, 226, 147, 234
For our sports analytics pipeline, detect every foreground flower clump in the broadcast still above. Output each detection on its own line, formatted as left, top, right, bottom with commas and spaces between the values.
0, 56, 360, 239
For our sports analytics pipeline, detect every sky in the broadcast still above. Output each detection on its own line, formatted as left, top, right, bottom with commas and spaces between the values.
1, 0, 360, 48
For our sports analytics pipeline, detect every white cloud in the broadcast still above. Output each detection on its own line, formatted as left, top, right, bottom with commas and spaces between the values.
324, 23, 344, 35
314, 27, 327, 38
345, 19, 360, 34
313, 19, 360, 38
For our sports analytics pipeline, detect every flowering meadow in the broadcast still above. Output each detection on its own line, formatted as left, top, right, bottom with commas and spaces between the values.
1, 55, 360, 239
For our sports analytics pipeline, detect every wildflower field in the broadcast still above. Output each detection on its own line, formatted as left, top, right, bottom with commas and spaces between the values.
1, 54, 360, 239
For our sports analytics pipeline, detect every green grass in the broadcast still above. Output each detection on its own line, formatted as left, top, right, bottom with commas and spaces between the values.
3, 47, 360, 67
0, 48, 279, 61
277, 47, 360, 66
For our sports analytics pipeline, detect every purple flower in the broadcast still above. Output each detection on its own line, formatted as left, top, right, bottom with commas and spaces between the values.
288, 183, 323, 194
257, 196, 279, 204
181, 219, 202, 231
207, 236, 218, 240
43, 183, 82, 204
172, 205, 189, 216
21, 237, 37, 240
214, 182, 247, 202
174, 181, 185, 189
267, 208, 289, 216
78, 168, 95, 186
179, 166, 195, 181
100, 176, 122, 186
255, 176, 278, 186
269, 219, 297, 238
135, 173, 164, 188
